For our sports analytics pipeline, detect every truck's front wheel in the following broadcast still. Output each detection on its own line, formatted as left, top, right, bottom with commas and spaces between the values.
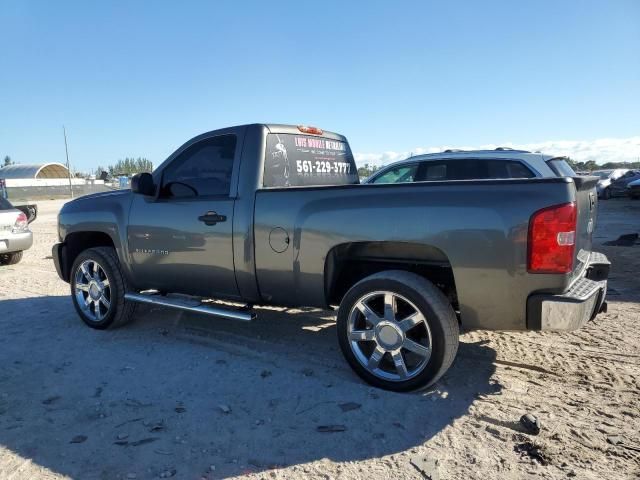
70, 247, 137, 330
337, 270, 459, 392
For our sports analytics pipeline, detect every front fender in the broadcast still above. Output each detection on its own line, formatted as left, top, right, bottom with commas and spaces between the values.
57, 190, 134, 283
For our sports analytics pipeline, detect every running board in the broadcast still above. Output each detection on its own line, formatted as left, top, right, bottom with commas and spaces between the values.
124, 293, 256, 322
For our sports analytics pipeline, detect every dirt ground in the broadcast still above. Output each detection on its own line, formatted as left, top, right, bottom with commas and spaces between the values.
0, 198, 638, 480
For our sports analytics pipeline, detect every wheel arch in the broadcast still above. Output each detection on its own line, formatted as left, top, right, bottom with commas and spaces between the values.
60, 231, 117, 282
324, 241, 459, 316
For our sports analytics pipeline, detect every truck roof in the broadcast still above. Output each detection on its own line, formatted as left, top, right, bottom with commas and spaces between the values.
191, 123, 348, 142
263, 124, 346, 141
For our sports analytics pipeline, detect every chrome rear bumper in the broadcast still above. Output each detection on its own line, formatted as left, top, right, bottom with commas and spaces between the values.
527, 252, 609, 331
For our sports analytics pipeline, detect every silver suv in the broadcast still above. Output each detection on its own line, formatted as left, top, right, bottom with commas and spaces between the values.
365, 148, 576, 184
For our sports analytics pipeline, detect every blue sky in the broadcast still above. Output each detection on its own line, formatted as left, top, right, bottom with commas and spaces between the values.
1, 0, 639, 171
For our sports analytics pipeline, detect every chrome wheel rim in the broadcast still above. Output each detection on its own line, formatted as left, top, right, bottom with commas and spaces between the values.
74, 259, 111, 322
348, 291, 432, 382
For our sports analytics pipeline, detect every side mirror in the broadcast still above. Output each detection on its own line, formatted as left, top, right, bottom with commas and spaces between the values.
131, 172, 155, 196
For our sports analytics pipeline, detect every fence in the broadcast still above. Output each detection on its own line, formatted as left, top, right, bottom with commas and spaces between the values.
6, 184, 115, 201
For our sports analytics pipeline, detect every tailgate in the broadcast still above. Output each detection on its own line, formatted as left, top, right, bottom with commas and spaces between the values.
572, 176, 598, 280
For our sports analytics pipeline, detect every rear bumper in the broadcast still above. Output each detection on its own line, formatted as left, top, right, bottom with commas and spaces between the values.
0, 231, 33, 254
527, 252, 610, 331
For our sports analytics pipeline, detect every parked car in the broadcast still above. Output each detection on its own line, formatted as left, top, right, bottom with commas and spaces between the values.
364, 148, 579, 184
0, 179, 38, 223
609, 170, 640, 197
592, 169, 630, 199
52, 124, 609, 391
627, 178, 640, 199
0, 196, 33, 265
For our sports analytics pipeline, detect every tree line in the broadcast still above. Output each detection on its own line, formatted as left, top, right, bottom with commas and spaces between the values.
566, 159, 640, 172
4, 153, 639, 179
95, 157, 153, 178
357, 163, 382, 179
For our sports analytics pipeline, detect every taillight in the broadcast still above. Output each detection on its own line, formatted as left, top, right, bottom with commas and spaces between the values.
528, 202, 576, 274
13, 212, 28, 233
297, 125, 323, 135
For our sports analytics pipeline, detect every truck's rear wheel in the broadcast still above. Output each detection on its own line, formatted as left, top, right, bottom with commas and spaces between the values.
70, 247, 136, 329
0, 251, 23, 265
337, 270, 459, 392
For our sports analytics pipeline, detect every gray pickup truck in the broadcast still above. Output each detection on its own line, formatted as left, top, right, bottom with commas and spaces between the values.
52, 124, 609, 391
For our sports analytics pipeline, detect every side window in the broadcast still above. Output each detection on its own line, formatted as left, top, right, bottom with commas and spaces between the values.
423, 160, 482, 180
505, 162, 535, 178
486, 160, 535, 179
422, 159, 535, 181
160, 135, 236, 198
546, 158, 576, 177
423, 162, 448, 180
372, 164, 418, 184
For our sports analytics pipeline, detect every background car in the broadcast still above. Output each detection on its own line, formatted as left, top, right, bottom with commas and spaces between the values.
627, 178, 640, 199
0, 196, 33, 265
364, 148, 577, 184
0, 179, 38, 223
609, 170, 640, 197
592, 168, 630, 199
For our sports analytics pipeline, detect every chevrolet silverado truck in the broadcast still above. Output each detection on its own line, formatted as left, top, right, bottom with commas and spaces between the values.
52, 124, 609, 391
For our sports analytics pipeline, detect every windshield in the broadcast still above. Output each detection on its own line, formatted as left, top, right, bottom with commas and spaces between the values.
263, 133, 359, 188
594, 171, 612, 179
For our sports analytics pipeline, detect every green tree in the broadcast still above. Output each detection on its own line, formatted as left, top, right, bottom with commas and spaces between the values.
567, 157, 640, 172
3, 155, 13, 167
357, 163, 381, 179
98, 157, 153, 177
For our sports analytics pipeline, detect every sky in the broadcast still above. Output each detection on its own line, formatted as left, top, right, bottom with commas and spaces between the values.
1, 0, 639, 172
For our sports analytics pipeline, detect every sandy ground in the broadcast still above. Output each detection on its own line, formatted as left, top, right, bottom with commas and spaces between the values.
0, 198, 639, 480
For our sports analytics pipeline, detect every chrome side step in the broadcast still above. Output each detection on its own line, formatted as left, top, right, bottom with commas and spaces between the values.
124, 293, 256, 322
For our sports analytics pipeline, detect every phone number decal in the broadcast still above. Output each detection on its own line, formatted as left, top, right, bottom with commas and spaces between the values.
296, 160, 351, 175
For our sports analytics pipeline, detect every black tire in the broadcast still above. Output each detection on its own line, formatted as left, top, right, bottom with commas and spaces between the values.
337, 270, 459, 392
27, 206, 37, 223
0, 251, 23, 265
70, 246, 137, 330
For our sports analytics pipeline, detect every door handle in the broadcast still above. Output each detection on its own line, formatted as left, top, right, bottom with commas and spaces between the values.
198, 211, 227, 226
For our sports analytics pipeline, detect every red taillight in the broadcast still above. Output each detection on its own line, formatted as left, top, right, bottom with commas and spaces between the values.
13, 212, 28, 232
297, 125, 323, 135
528, 202, 577, 274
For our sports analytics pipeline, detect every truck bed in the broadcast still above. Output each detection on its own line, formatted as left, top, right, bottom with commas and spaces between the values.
253, 176, 593, 330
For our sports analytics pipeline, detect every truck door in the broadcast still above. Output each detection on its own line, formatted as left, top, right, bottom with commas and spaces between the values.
128, 133, 240, 299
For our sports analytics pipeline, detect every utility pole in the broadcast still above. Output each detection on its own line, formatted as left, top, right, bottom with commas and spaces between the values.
63, 126, 74, 198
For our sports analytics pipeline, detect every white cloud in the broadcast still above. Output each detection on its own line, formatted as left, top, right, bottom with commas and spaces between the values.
354, 136, 640, 167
